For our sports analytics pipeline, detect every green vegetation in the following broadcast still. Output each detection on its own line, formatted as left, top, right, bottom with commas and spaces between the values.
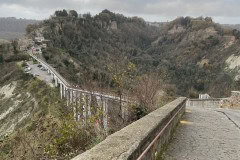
30, 11, 240, 98
0, 62, 108, 160
2, 9, 240, 160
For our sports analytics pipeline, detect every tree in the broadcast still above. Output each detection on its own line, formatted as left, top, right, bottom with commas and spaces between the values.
26, 24, 37, 34
108, 58, 137, 122
11, 40, 18, 54
69, 10, 78, 18
134, 73, 162, 112
233, 29, 240, 39
55, 9, 68, 17
0, 54, 4, 63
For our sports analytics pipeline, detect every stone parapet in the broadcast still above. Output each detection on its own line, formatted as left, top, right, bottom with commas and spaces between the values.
72, 97, 187, 160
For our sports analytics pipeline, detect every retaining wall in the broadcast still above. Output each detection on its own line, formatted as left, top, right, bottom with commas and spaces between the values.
72, 97, 187, 160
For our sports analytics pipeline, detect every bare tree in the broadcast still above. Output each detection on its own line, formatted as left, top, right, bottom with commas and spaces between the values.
135, 73, 163, 111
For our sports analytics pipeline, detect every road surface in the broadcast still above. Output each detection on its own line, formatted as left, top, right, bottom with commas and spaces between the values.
163, 106, 240, 160
27, 61, 54, 87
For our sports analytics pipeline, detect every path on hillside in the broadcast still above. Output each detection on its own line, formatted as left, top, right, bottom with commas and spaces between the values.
163, 105, 240, 160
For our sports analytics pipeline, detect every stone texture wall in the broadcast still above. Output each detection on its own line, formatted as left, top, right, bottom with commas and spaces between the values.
187, 99, 222, 108
72, 97, 187, 160
221, 91, 240, 109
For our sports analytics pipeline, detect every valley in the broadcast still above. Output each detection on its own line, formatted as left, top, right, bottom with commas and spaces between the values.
1, 8, 240, 160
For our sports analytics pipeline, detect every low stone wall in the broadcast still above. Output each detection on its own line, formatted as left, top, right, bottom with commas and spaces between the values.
187, 98, 223, 108
221, 91, 240, 109
72, 97, 187, 160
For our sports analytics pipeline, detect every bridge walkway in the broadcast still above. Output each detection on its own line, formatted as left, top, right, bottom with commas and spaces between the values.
163, 105, 240, 160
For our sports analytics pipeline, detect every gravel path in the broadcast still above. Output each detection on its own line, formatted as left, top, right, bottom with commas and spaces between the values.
163, 106, 240, 160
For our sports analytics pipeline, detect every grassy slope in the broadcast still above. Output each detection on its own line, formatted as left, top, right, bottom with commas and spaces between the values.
0, 62, 70, 160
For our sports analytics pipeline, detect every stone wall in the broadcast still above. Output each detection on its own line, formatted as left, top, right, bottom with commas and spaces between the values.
187, 98, 222, 108
221, 91, 240, 109
72, 97, 187, 160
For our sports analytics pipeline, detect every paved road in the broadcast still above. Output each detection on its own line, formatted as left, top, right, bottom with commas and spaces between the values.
163, 106, 240, 160
27, 61, 54, 87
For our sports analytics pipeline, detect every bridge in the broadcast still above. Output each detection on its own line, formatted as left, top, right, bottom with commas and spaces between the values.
72, 92, 240, 160
27, 51, 240, 160
28, 51, 129, 131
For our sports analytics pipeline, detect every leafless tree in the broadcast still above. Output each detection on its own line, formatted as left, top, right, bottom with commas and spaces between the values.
135, 73, 163, 111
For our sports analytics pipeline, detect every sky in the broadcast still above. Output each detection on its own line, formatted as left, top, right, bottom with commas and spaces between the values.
0, 0, 240, 24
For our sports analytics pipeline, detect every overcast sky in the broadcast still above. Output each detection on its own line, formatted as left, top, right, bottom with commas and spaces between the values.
0, 0, 240, 24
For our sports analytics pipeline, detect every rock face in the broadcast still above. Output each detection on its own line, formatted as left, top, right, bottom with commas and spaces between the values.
0, 82, 36, 138
226, 54, 240, 70
226, 54, 240, 80
223, 35, 236, 48
168, 25, 185, 34
110, 21, 118, 30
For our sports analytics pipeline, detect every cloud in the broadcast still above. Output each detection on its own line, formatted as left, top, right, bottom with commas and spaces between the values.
0, 0, 240, 23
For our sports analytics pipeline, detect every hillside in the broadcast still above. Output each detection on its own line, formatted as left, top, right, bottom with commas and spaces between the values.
0, 44, 107, 160
29, 10, 240, 98
0, 17, 39, 40
2, 9, 240, 160
144, 17, 240, 97
222, 24, 240, 30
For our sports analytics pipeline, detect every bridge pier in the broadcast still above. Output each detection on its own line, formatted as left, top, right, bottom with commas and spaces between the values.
60, 83, 63, 99
73, 91, 77, 104
66, 89, 70, 106
74, 92, 80, 121
103, 98, 109, 133
82, 93, 87, 123
87, 94, 92, 116
63, 86, 66, 98
54, 76, 58, 87
50, 71, 54, 80
121, 102, 128, 121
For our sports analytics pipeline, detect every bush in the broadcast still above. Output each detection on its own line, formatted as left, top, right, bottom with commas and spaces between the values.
45, 113, 105, 159
189, 87, 198, 98
5, 54, 29, 62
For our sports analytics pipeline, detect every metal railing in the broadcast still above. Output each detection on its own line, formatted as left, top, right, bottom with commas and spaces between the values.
137, 101, 185, 160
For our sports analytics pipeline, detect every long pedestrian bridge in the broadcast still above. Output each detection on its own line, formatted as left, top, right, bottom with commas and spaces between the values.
28, 51, 129, 131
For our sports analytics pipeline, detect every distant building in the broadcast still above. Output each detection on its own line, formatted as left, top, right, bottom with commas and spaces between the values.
32, 46, 42, 54
199, 94, 211, 99
34, 37, 45, 43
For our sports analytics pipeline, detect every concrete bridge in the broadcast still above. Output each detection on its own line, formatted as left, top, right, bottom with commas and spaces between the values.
28, 51, 129, 131
71, 92, 240, 160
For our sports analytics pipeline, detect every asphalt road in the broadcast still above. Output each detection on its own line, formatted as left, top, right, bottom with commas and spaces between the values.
27, 61, 54, 87
163, 106, 240, 160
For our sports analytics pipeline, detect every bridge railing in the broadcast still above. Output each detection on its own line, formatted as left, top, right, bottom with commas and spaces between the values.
29, 52, 70, 87
28, 51, 130, 102
72, 97, 187, 160
186, 98, 227, 108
